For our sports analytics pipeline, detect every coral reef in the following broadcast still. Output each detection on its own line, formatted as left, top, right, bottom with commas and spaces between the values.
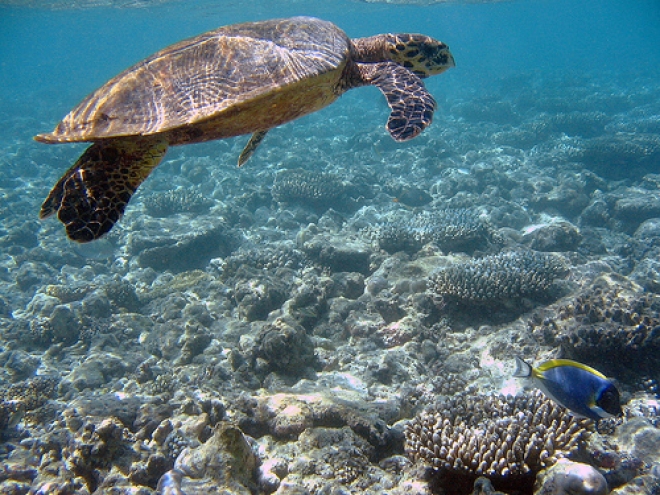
374, 209, 496, 254
271, 169, 350, 208
405, 391, 591, 495
531, 275, 660, 381
221, 246, 306, 278
429, 251, 567, 305
143, 188, 214, 218
4, 39, 660, 495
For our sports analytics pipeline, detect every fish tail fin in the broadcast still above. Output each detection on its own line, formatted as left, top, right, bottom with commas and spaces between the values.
513, 356, 533, 378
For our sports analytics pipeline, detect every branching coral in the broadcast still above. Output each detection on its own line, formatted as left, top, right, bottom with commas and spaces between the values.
143, 188, 213, 217
375, 209, 495, 254
429, 251, 567, 305
405, 391, 591, 495
271, 169, 349, 207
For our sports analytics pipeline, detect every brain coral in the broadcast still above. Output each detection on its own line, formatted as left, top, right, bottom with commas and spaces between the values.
429, 251, 567, 305
405, 391, 591, 495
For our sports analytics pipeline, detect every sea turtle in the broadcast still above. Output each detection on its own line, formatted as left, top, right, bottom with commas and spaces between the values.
36, 16, 455, 242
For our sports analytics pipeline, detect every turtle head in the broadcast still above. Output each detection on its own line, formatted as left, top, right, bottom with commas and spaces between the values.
385, 34, 455, 78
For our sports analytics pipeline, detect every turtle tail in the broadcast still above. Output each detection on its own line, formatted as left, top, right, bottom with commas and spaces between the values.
40, 137, 168, 242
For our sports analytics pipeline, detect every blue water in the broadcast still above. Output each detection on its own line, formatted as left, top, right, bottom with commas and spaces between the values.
3, 0, 660, 124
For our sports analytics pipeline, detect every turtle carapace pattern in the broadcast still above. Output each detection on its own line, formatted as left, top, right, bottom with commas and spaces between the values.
36, 16, 455, 242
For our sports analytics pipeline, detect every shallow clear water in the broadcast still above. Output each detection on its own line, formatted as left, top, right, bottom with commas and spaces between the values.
1, 2, 660, 492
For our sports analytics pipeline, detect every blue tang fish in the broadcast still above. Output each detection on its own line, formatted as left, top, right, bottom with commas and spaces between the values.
513, 357, 622, 421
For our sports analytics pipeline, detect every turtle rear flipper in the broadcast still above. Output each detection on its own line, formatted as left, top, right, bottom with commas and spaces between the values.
360, 62, 436, 141
40, 137, 168, 242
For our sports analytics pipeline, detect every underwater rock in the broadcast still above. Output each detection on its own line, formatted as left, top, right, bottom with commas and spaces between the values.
25, 302, 83, 347
429, 250, 567, 305
383, 181, 433, 207
175, 323, 213, 366
66, 352, 128, 391
327, 272, 364, 300
172, 422, 257, 494
134, 221, 238, 272
405, 391, 591, 495
259, 457, 290, 493
234, 277, 288, 322
303, 234, 372, 275
524, 221, 582, 252
534, 459, 608, 495
102, 279, 142, 313
63, 416, 138, 493
614, 192, 660, 232
246, 317, 316, 379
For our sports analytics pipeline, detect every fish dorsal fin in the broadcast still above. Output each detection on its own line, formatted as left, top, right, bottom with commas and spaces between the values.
535, 359, 608, 379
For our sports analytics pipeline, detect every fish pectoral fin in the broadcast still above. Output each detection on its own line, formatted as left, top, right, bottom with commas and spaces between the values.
513, 356, 533, 378
238, 130, 269, 167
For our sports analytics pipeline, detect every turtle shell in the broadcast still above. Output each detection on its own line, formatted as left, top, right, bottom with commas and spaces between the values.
36, 17, 351, 145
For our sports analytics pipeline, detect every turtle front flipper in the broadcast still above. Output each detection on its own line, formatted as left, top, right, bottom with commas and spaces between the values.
40, 137, 168, 242
360, 62, 436, 141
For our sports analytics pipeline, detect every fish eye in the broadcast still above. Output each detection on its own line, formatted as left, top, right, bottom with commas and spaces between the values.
598, 385, 622, 416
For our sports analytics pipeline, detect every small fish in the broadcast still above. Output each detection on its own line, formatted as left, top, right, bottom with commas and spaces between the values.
513, 356, 622, 421
393, 186, 432, 207
156, 469, 187, 495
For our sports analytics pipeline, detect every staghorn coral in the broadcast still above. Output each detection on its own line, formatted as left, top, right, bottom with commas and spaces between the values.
429, 251, 567, 305
405, 391, 591, 495
143, 188, 214, 218
374, 209, 495, 254
271, 169, 349, 207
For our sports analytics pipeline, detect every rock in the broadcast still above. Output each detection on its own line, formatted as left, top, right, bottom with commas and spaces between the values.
248, 317, 316, 379
614, 191, 660, 231
303, 234, 372, 275
524, 221, 582, 252
134, 222, 238, 272
534, 459, 608, 495
173, 422, 257, 494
